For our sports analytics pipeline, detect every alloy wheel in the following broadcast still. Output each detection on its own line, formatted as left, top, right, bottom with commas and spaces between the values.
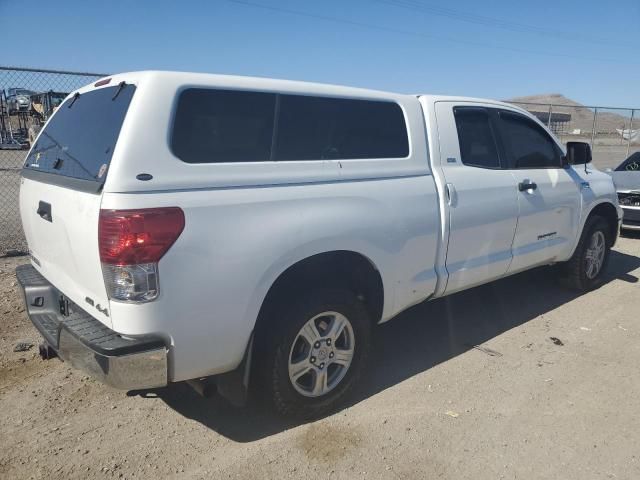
288, 311, 355, 397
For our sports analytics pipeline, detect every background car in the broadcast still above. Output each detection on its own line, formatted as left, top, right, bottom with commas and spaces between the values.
28, 90, 68, 143
5, 88, 35, 114
608, 152, 640, 231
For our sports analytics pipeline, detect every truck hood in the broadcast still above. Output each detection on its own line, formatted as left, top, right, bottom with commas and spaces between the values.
608, 171, 640, 191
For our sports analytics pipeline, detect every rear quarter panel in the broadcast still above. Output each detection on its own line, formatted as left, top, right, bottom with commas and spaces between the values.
102, 176, 439, 381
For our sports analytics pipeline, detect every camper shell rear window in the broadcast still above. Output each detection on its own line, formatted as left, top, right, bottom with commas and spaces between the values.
23, 84, 136, 191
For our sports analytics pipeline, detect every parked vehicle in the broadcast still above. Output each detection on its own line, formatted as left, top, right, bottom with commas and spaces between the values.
6, 88, 35, 114
1, 89, 30, 149
607, 152, 640, 230
17, 72, 622, 418
28, 90, 68, 143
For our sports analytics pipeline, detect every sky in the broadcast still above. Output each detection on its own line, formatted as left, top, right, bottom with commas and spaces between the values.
2, 0, 639, 107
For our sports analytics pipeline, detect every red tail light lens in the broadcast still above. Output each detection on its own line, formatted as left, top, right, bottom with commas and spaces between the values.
99, 208, 185, 265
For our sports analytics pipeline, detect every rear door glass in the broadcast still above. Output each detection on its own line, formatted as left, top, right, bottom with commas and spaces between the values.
453, 107, 501, 168
24, 84, 136, 184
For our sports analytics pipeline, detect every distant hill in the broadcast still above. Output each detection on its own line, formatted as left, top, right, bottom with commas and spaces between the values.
506, 94, 632, 134
508, 93, 581, 106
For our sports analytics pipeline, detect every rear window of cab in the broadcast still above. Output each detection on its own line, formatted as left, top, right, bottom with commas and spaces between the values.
171, 88, 409, 164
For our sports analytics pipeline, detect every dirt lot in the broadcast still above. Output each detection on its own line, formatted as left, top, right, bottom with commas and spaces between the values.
1, 233, 640, 479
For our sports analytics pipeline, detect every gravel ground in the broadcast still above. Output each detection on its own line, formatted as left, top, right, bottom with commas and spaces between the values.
1, 233, 640, 479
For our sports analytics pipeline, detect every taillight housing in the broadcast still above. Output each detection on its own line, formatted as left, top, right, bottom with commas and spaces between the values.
98, 208, 185, 303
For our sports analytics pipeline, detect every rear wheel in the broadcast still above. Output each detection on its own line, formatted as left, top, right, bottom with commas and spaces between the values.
561, 216, 611, 291
257, 289, 371, 418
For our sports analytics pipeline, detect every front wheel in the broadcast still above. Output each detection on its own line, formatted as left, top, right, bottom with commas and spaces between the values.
560, 216, 611, 291
257, 289, 372, 418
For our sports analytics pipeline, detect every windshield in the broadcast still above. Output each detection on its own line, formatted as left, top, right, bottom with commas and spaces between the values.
615, 152, 640, 171
24, 84, 136, 185
15, 89, 34, 96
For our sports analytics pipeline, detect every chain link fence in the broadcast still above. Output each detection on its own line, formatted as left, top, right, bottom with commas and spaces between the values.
0, 67, 107, 256
507, 101, 640, 171
1, 66, 639, 256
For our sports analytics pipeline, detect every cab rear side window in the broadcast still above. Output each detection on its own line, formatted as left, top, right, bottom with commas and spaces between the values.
171, 88, 409, 163
453, 107, 501, 169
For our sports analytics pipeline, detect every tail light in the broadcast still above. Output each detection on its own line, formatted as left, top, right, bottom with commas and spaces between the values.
98, 208, 185, 303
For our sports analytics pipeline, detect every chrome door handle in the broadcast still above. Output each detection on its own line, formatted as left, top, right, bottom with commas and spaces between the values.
445, 183, 457, 206
518, 181, 538, 192
37, 201, 52, 222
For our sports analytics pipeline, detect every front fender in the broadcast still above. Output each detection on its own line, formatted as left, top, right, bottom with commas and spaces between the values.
568, 176, 620, 257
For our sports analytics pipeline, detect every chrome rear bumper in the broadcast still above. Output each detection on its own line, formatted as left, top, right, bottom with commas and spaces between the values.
57, 329, 167, 390
16, 264, 167, 390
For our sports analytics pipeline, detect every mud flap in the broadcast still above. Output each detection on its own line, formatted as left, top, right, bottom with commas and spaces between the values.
215, 333, 253, 407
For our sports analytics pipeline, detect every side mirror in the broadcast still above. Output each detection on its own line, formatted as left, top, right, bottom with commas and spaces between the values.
565, 142, 592, 165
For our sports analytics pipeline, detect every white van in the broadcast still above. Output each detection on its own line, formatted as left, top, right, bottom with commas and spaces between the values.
17, 71, 621, 417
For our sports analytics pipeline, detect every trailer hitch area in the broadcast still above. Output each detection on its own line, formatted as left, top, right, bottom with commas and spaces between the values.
39, 342, 58, 360
186, 378, 217, 398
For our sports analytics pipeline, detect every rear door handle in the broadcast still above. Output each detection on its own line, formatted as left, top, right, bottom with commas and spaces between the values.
518, 181, 538, 192
445, 183, 457, 206
37, 201, 52, 222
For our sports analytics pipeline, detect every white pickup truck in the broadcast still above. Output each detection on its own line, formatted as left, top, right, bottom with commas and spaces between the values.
17, 72, 621, 417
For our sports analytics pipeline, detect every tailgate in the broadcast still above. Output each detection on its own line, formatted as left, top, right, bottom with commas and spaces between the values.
17, 81, 137, 328
19, 177, 110, 326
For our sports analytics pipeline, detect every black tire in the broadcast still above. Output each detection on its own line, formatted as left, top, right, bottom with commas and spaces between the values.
560, 215, 611, 291
256, 288, 372, 419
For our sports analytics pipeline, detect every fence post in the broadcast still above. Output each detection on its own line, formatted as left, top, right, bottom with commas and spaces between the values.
627, 109, 635, 158
590, 107, 598, 148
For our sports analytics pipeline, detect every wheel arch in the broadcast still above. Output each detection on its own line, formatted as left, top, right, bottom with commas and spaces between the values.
254, 250, 386, 337
220, 250, 386, 406
582, 201, 619, 247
